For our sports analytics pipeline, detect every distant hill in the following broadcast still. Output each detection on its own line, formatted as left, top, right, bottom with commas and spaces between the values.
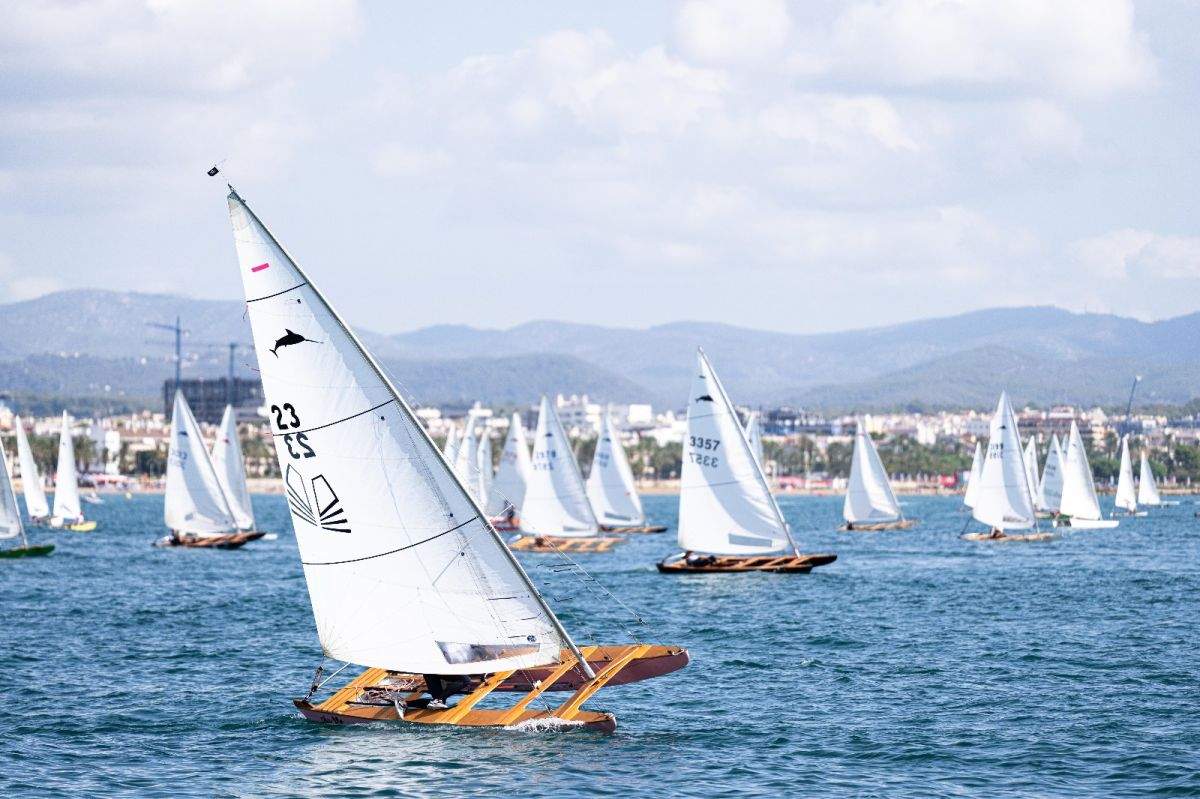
0, 290, 1195, 411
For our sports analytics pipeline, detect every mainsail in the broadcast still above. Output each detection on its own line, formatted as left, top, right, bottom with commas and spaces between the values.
843, 421, 902, 524
678, 349, 794, 555
487, 412, 531, 516
476, 431, 493, 511
963, 441, 983, 509
228, 188, 572, 675
454, 417, 480, 495
1114, 436, 1137, 513
212, 405, 256, 530
971, 393, 1037, 531
586, 412, 645, 527
0, 438, 26, 544
14, 416, 49, 519
1022, 438, 1040, 504
1038, 434, 1064, 513
165, 391, 238, 536
1138, 452, 1162, 506
1059, 421, 1102, 521
442, 426, 460, 464
520, 396, 599, 536
51, 411, 82, 523
744, 410, 764, 469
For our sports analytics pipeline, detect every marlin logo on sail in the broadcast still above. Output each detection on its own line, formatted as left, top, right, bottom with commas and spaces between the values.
695, 394, 715, 402
271, 329, 322, 357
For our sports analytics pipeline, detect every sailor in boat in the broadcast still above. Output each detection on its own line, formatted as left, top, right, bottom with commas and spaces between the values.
418, 674, 471, 710
683, 550, 716, 567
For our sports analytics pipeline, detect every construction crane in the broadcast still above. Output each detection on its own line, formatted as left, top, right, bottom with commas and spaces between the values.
146, 316, 186, 388
1121, 375, 1142, 437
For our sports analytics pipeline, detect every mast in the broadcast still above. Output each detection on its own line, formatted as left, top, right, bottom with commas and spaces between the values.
228, 187, 595, 679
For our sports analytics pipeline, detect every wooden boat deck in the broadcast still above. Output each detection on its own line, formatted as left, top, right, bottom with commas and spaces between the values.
159, 531, 266, 549
839, 518, 917, 532
962, 531, 1056, 542
657, 552, 837, 574
600, 524, 667, 534
510, 535, 622, 553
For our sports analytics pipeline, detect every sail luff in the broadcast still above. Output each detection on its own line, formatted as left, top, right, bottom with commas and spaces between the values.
1114, 436, 1137, 513
228, 188, 587, 676
1137, 452, 1161, 506
52, 411, 81, 522
14, 416, 49, 519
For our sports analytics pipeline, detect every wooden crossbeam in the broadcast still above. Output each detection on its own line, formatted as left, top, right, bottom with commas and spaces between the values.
494, 647, 598, 726
315, 667, 387, 712
553, 644, 650, 721
435, 669, 515, 724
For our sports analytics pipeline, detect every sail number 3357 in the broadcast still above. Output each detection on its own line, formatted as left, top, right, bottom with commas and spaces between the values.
688, 436, 720, 468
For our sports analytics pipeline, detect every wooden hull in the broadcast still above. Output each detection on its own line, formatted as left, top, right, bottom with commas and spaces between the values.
657, 552, 837, 573
293, 643, 686, 732
962, 531, 1055, 542
510, 535, 621, 553
600, 524, 667, 534
839, 518, 917, 532
156, 531, 267, 549
0, 544, 55, 558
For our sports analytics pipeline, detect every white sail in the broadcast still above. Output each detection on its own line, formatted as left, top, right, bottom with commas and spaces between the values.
0, 439, 24, 541
14, 416, 49, 519
678, 349, 792, 555
487, 412, 531, 516
586, 412, 645, 527
1114, 436, 1137, 513
963, 441, 983, 509
1022, 438, 1040, 505
1060, 421, 1102, 521
228, 189, 569, 675
520, 396, 599, 536
971, 393, 1037, 531
165, 391, 238, 536
212, 405, 256, 530
1038, 434, 1064, 513
454, 419, 481, 498
476, 431, 493, 511
51, 411, 82, 523
1138, 452, 1162, 506
744, 411, 764, 469
843, 421, 902, 524
442, 425, 460, 464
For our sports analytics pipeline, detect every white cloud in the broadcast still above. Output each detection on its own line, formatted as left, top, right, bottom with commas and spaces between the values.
1073, 229, 1200, 281
675, 0, 792, 65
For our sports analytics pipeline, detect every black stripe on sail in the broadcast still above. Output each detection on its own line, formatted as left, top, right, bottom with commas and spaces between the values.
301, 517, 478, 566
246, 282, 308, 303
273, 399, 397, 437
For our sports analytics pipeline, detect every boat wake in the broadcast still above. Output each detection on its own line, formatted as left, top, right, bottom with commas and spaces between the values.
504, 716, 586, 733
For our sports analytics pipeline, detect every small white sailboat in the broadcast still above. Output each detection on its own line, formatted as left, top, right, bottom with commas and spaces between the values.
1137, 452, 1175, 506
212, 404, 262, 533
486, 412, 532, 527
1056, 421, 1118, 529
512, 396, 618, 552
158, 392, 264, 549
962, 441, 983, 509
0, 437, 54, 558
454, 416, 482, 501
227, 187, 685, 730
50, 412, 95, 532
1113, 436, 1145, 517
586, 412, 662, 533
962, 392, 1051, 542
13, 416, 49, 524
1022, 438, 1040, 507
442, 425, 460, 464
744, 410, 764, 470
475, 429, 493, 512
1037, 434, 1064, 516
659, 349, 835, 573
841, 421, 914, 531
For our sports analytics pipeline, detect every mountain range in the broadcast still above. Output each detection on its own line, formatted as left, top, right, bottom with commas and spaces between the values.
0, 289, 1195, 412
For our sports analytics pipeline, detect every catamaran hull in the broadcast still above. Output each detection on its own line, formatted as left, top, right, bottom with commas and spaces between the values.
292, 699, 618, 732
839, 518, 917, 532
657, 552, 837, 573
155, 531, 267, 549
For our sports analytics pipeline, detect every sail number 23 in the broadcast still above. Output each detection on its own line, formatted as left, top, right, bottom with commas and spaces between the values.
272, 402, 317, 460
688, 436, 720, 468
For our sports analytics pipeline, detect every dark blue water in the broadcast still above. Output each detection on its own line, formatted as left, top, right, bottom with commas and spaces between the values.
2, 493, 1197, 797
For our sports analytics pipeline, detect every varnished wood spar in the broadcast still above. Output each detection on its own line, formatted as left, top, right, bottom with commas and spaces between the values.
599, 524, 667, 534
292, 644, 687, 731
510, 535, 622, 553
657, 552, 837, 574
961, 531, 1056, 543
839, 518, 918, 532
158, 531, 266, 549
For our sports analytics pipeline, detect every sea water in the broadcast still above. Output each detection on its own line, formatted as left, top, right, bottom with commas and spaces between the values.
1, 494, 1197, 797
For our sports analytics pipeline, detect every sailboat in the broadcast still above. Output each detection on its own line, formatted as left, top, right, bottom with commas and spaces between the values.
658, 349, 836, 573
1055, 421, 1118, 529
0, 437, 53, 558
212, 405, 261, 532
1037, 434, 1064, 517
13, 416, 49, 525
841, 421, 914, 531
962, 441, 983, 509
586, 412, 663, 533
475, 429, 493, 512
226, 187, 685, 730
1113, 436, 1145, 517
962, 393, 1052, 542
50, 412, 96, 532
1138, 452, 1175, 506
157, 392, 265, 549
1022, 438, 1040, 507
454, 416, 480, 497
442, 425, 460, 464
511, 396, 620, 552
744, 410, 764, 470
486, 412, 532, 529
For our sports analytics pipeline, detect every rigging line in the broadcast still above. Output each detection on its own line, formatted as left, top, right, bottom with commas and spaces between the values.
272, 399, 397, 437
301, 516, 477, 566
246, 282, 308, 303
538, 540, 647, 630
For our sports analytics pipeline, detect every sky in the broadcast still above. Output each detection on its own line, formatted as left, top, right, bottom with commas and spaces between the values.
1, 0, 1198, 334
